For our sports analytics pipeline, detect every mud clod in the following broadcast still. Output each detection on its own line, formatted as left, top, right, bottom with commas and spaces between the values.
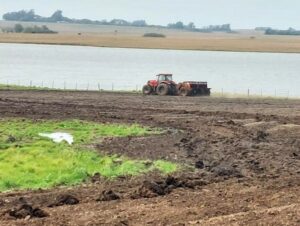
195, 160, 205, 169
133, 181, 165, 198
180, 137, 190, 143
91, 173, 102, 183
211, 165, 243, 178
227, 120, 235, 125
8, 204, 48, 219
97, 190, 120, 202
48, 194, 79, 207
116, 220, 129, 226
131, 176, 202, 199
6, 135, 16, 143
254, 131, 269, 142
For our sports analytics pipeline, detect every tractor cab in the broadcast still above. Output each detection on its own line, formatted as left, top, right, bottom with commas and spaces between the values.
157, 74, 173, 82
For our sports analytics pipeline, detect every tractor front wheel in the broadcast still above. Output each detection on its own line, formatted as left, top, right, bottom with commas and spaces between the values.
156, 84, 169, 96
142, 85, 153, 95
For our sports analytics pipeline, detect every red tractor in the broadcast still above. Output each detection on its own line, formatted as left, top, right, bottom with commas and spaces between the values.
142, 74, 211, 96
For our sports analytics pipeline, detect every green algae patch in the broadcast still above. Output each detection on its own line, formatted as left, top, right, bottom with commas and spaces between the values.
153, 160, 179, 174
0, 119, 177, 192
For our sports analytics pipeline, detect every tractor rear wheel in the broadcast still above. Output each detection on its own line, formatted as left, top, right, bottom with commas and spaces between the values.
156, 84, 169, 96
170, 85, 178, 95
142, 85, 153, 95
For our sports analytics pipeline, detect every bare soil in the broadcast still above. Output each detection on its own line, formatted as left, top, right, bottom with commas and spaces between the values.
0, 90, 299, 226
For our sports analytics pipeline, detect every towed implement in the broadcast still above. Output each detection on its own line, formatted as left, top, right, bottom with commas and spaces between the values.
143, 74, 210, 96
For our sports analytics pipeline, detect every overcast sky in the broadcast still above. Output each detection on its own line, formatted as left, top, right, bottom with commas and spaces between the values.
1, 0, 300, 29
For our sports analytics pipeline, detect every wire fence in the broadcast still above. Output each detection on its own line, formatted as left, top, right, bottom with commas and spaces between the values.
1, 80, 142, 92
0, 80, 297, 99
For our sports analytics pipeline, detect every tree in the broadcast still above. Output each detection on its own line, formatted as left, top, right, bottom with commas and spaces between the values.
3, 9, 36, 21
110, 19, 130, 26
14, 24, 24, 33
174, 21, 184, 29
132, 20, 147, 27
168, 21, 184, 29
50, 10, 64, 22
187, 22, 196, 30
265, 28, 300, 36
221, 24, 231, 31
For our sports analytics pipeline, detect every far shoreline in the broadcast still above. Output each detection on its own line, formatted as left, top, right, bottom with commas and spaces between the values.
1, 40, 300, 55
1, 32, 300, 54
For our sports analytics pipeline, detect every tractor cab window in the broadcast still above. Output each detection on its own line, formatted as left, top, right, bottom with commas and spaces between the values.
157, 74, 172, 82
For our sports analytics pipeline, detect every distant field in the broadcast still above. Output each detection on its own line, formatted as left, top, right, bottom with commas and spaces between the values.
1, 20, 300, 53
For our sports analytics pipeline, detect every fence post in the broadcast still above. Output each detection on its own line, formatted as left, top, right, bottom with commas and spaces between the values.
98, 83, 101, 91
247, 88, 250, 98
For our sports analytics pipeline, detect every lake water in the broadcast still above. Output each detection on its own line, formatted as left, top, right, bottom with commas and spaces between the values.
0, 43, 299, 97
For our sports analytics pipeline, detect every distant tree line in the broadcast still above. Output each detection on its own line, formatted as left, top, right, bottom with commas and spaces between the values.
2, 10, 232, 33
255, 27, 272, 31
265, 28, 300, 36
196, 24, 232, 32
1, 23, 57, 34
2, 10, 149, 27
167, 21, 195, 30
166, 21, 231, 32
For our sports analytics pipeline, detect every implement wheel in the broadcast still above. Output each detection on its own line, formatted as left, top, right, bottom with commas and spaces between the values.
156, 84, 169, 96
142, 85, 153, 95
179, 88, 190, 96
206, 89, 211, 96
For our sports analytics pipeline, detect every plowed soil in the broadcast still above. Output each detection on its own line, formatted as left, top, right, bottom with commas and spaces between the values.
0, 90, 299, 226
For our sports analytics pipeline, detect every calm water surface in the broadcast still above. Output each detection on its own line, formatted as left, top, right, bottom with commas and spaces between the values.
0, 43, 299, 97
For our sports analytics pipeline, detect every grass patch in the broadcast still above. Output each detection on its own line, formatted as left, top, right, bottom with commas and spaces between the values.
153, 160, 178, 174
0, 119, 177, 192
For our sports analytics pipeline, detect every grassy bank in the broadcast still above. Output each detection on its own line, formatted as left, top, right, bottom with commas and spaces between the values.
1, 84, 298, 100
0, 119, 177, 192
0, 83, 55, 91
0, 83, 142, 94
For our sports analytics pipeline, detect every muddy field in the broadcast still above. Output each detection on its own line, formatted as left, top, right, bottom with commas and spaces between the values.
0, 90, 299, 226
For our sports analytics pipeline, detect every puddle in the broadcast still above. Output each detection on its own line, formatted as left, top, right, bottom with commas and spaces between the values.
39, 132, 74, 145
